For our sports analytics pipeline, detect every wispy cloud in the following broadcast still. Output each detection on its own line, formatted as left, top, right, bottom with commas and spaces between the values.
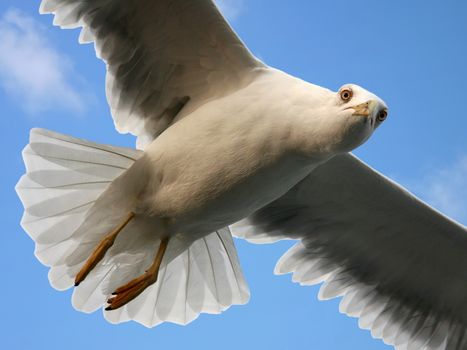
0, 9, 86, 114
215, 0, 245, 20
411, 156, 467, 225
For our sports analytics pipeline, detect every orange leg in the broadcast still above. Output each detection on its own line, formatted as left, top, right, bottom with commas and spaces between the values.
74, 212, 135, 286
105, 237, 170, 311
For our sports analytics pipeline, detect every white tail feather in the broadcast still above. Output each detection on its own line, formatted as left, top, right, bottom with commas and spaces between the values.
17, 128, 249, 327
103, 228, 250, 327
16, 128, 142, 269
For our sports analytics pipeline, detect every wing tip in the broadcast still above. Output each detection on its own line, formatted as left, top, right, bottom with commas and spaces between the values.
38, 0, 53, 15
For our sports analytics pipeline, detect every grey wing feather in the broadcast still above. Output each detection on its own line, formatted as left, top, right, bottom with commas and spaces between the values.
231, 153, 467, 350
40, 0, 265, 148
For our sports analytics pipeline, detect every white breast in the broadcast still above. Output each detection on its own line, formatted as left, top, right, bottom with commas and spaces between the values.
137, 70, 332, 236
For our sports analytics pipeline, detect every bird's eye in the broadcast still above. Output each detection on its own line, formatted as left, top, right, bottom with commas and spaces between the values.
377, 109, 388, 122
340, 88, 353, 102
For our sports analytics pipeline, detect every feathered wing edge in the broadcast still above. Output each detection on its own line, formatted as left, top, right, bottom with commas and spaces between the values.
230, 153, 467, 350
275, 241, 466, 350
16, 129, 249, 327
39, 0, 264, 150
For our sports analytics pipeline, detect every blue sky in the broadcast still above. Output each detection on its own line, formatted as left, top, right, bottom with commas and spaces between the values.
1, 1, 466, 349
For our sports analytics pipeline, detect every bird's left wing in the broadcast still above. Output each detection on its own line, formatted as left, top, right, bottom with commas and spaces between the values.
231, 154, 467, 350
40, 0, 265, 148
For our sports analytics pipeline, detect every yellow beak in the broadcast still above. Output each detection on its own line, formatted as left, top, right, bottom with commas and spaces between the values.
345, 100, 378, 117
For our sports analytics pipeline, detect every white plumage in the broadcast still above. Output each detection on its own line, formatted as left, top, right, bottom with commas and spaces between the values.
233, 154, 467, 349
17, 128, 249, 327
15, 1, 467, 349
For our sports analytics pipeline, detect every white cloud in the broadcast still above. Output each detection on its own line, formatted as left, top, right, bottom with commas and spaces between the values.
413, 156, 467, 225
0, 9, 86, 114
215, 0, 245, 20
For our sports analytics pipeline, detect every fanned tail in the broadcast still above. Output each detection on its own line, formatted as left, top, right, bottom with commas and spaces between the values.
16, 128, 143, 289
104, 228, 250, 327
16, 128, 249, 327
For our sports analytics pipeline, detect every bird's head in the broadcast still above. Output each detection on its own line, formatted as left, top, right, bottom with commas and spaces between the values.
337, 84, 388, 127
320, 83, 388, 153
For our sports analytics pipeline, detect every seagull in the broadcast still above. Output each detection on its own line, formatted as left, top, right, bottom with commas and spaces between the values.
15, 1, 466, 349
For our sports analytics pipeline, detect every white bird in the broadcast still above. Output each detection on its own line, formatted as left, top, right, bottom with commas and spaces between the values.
15, 1, 467, 349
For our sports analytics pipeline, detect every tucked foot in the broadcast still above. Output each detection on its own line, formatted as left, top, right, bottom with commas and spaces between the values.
105, 272, 157, 311
106, 237, 170, 311
74, 212, 135, 286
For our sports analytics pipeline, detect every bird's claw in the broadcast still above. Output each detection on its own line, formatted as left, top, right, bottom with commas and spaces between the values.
106, 272, 157, 311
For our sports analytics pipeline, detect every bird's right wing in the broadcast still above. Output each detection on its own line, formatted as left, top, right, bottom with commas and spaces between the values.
231, 153, 467, 350
40, 0, 265, 149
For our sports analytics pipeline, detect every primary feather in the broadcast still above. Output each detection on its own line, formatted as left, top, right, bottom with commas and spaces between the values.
231, 154, 467, 349
40, 0, 264, 149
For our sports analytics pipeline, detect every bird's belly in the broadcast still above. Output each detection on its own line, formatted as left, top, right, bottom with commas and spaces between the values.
136, 71, 330, 236
155, 155, 315, 236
